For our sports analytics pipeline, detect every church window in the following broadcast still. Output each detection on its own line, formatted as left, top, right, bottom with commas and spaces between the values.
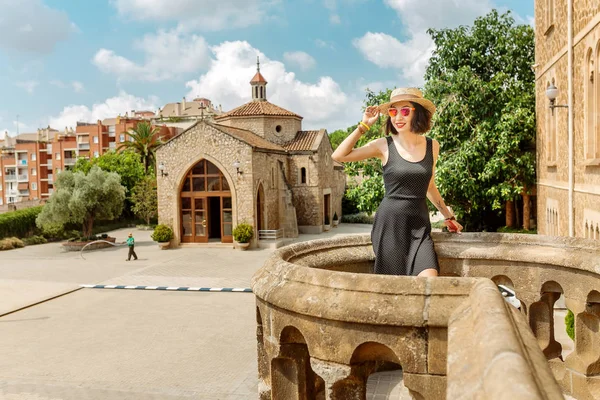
585, 48, 596, 160
301, 167, 307, 184
276, 125, 282, 133
260, 86, 264, 99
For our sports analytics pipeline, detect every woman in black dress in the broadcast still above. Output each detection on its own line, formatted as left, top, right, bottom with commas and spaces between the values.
332, 88, 463, 277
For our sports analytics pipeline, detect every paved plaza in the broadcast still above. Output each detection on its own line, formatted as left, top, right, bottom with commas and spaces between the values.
0, 224, 414, 400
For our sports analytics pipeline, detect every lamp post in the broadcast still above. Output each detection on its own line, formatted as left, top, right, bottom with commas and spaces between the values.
545, 84, 568, 115
158, 162, 168, 177
233, 160, 243, 175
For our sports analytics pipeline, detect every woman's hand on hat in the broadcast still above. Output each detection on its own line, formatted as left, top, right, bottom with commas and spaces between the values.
362, 106, 380, 127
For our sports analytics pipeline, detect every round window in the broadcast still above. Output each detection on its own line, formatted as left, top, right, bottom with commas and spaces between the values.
275, 125, 282, 133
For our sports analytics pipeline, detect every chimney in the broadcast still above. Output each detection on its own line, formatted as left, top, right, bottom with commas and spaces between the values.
219, 104, 222, 113
182, 96, 186, 111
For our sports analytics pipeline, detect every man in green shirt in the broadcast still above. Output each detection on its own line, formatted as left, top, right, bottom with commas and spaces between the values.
126, 233, 138, 261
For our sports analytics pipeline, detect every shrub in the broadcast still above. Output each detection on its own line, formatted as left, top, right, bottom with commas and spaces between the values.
0, 206, 43, 239
0, 237, 25, 250
565, 310, 575, 341
341, 212, 375, 224
23, 235, 48, 246
496, 226, 537, 234
233, 222, 253, 243
151, 224, 173, 243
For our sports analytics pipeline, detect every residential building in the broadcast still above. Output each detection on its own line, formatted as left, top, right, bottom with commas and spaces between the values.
535, 0, 600, 238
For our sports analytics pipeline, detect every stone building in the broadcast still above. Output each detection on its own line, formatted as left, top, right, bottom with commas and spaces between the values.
155, 62, 345, 246
535, 0, 600, 238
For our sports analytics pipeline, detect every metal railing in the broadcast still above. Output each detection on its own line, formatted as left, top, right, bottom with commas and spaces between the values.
17, 174, 28, 181
4, 175, 17, 181
64, 158, 76, 165
258, 229, 284, 240
78, 143, 90, 150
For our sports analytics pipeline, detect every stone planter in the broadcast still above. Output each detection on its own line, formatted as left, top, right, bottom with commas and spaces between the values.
332, 219, 339, 227
62, 236, 116, 252
157, 241, 170, 250
324, 224, 331, 232
236, 242, 250, 251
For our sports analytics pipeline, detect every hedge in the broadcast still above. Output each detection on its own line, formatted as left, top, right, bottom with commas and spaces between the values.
0, 206, 43, 239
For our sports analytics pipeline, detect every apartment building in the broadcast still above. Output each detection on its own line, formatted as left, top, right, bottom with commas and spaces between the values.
0, 118, 180, 205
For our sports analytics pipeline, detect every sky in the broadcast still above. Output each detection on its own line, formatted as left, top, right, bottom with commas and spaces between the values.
0, 0, 534, 138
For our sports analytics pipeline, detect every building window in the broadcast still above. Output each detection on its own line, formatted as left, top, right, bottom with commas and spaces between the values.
93, 136, 99, 144
31, 182, 37, 191
120, 134, 125, 142
94, 151, 99, 158
585, 48, 597, 160
546, 198, 559, 236
55, 152, 61, 160
546, 80, 557, 164
545, 0, 555, 31
31, 168, 36, 176
30, 153, 36, 161
300, 167, 307, 184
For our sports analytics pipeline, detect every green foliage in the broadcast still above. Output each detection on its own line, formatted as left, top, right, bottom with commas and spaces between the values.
496, 226, 537, 234
72, 150, 145, 197
117, 121, 163, 173
36, 166, 126, 237
424, 10, 536, 230
342, 192, 360, 215
341, 212, 375, 224
565, 310, 575, 341
232, 222, 253, 243
131, 175, 158, 225
151, 224, 173, 242
0, 206, 43, 239
0, 237, 25, 250
23, 235, 48, 246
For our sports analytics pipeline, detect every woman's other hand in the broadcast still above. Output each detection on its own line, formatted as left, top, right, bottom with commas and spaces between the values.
445, 218, 463, 234
362, 106, 380, 127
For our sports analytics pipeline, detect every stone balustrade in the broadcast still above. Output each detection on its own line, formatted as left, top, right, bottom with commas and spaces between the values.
251, 232, 600, 399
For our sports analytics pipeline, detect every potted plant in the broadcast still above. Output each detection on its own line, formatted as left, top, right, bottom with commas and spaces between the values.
232, 222, 254, 250
324, 215, 331, 231
151, 224, 173, 249
332, 212, 339, 227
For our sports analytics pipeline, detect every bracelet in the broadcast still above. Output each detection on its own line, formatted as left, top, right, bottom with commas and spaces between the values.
359, 121, 370, 131
445, 216, 456, 221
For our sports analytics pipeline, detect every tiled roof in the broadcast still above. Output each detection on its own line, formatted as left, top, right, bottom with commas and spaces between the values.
283, 130, 322, 152
207, 122, 286, 152
214, 101, 302, 119
250, 71, 267, 83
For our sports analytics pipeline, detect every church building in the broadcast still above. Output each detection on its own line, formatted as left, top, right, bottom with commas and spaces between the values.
155, 60, 346, 247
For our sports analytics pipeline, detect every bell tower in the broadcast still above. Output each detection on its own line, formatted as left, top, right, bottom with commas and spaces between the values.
250, 56, 267, 102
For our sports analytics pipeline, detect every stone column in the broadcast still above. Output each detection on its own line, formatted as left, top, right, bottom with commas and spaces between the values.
529, 292, 562, 360
310, 358, 354, 400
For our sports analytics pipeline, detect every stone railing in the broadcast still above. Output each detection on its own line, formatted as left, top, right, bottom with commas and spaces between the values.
251, 232, 600, 399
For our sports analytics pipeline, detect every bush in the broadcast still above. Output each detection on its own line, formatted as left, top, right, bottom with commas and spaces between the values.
341, 212, 375, 224
151, 224, 173, 243
23, 235, 48, 246
0, 206, 43, 239
565, 310, 575, 341
233, 222, 253, 243
342, 192, 360, 215
496, 226, 538, 234
0, 237, 25, 251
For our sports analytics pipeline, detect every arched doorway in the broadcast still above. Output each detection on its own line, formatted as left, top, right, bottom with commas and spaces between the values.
256, 183, 265, 232
180, 159, 233, 243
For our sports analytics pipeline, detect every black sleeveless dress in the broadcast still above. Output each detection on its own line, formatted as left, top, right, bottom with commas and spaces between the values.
371, 136, 440, 276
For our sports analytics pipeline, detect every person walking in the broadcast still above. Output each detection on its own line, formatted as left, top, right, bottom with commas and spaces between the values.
126, 233, 138, 261
332, 87, 462, 277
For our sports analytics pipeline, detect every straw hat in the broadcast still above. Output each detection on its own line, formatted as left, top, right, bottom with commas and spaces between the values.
377, 87, 436, 116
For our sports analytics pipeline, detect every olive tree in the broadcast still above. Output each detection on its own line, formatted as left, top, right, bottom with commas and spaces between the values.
36, 166, 126, 237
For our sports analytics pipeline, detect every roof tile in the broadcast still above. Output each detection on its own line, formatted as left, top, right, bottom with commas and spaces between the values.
214, 101, 301, 119
283, 131, 321, 151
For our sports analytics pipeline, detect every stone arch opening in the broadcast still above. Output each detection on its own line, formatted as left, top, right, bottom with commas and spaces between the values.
179, 159, 232, 243
574, 290, 600, 375
530, 281, 565, 361
272, 326, 324, 400
256, 183, 265, 232
491, 275, 514, 289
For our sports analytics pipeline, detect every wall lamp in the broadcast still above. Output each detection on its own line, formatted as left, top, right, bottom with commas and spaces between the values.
546, 84, 568, 116
232, 160, 243, 175
158, 162, 168, 177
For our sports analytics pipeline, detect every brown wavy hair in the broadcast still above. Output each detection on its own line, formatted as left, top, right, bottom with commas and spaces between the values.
385, 102, 432, 135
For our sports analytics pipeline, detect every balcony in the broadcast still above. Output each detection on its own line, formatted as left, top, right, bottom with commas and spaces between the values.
4, 175, 17, 182
64, 158, 76, 165
78, 143, 90, 150
108, 131, 116, 138
17, 159, 27, 166
109, 142, 117, 149
18, 191, 29, 197
47, 174, 54, 183
6, 189, 18, 196
18, 174, 28, 181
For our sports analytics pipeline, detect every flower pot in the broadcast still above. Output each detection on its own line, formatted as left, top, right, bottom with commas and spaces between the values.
332, 220, 339, 227
236, 242, 250, 251
324, 224, 331, 232
158, 241, 170, 250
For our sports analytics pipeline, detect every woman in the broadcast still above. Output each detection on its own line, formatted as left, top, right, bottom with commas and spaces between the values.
332, 88, 462, 277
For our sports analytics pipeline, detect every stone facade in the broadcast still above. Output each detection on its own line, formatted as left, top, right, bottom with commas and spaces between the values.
155, 67, 345, 246
535, 0, 600, 237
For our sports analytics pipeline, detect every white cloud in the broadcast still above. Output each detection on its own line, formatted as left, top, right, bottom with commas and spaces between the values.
185, 41, 358, 131
0, 0, 75, 54
48, 91, 159, 130
72, 81, 84, 93
315, 39, 335, 49
16, 81, 39, 94
283, 51, 316, 71
330, 14, 341, 24
354, 0, 496, 85
1, 120, 32, 137
93, 29, 210, 81
50, 80, 85, 92
110, 0, 278, 31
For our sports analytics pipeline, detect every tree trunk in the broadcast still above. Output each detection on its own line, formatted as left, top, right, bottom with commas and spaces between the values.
83, 214, 94, 237
505, 200, 514, 227
523, 194, 531, 230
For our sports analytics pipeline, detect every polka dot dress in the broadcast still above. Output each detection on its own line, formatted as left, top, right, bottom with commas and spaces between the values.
371, 136, 440, 276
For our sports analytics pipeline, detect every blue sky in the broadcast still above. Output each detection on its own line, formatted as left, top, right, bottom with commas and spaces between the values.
0, 0, 533, 136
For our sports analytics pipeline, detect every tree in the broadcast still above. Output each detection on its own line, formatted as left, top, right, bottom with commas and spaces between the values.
131, 175, 158, 225
117, 121, 163, 173
36, 166, 126, 237
423, 10, 535, 230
